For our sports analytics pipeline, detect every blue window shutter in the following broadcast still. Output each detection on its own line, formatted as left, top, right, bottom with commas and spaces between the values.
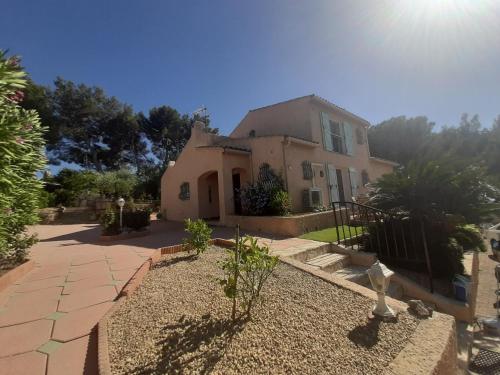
343, 122, 354, 156
321, 112, 333, 151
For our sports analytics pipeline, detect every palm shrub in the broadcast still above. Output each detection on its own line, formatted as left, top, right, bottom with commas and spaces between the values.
182, 218, 212, 256
0, 52, 46, 265
368, 160, 498, 279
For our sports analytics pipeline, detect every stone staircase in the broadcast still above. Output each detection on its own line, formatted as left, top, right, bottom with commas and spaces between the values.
304, 249, 404, 299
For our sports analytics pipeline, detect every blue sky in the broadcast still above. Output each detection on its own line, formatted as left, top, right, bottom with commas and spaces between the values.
3, 0, 500, 135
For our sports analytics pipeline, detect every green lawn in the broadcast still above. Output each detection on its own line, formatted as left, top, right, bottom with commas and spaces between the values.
300, 225, 364, 243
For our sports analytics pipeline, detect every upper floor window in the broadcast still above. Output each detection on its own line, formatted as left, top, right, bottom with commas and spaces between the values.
356, 127, 365, 145
320, 112, 354, 156
248, 129, 256, 137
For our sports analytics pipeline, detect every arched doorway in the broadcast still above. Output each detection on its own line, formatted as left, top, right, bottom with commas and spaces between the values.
198, 171, 220, 220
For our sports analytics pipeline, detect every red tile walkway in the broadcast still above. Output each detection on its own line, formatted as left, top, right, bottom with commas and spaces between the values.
0, 220, 316, 374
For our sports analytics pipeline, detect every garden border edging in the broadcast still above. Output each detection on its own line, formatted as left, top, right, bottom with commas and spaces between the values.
96, 238, 232, 375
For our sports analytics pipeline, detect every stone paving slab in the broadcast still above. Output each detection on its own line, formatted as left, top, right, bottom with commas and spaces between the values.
0, 351, 48, 375
0, 221, 312, 374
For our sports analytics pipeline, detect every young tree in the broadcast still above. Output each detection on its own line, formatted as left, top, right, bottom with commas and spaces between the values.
0, 52, 46, 263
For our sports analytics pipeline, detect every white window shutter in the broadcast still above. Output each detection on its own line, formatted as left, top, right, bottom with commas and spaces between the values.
320, 112, 333, 151
348, 167, 358, 199
343, 122, 354, 156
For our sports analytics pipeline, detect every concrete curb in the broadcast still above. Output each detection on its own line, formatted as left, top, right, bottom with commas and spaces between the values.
97, 238, 234, 374
0, 259, 35, 293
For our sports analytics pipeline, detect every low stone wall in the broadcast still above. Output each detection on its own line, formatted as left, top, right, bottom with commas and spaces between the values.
225, 209, 345, 237
384, 313, 457, 375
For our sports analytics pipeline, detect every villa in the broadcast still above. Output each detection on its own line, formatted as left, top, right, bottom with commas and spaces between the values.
161, 94, 397, 224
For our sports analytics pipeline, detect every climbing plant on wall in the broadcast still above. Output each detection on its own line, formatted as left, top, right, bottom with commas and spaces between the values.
0, 51, 46, 265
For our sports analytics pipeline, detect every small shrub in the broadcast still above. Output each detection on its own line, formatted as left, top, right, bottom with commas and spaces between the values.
220, 233, 278, 319
239, 163, 289, 216
269, 189, 291, 216
100, 209, 121, 235
182, 219, 212, 255
123, 210, 150, 231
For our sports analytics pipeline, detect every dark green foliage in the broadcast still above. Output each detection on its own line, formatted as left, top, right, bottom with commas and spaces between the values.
182, 219, 212, 256
368, 114, 500, 187
138, 106, 218, 168
367, 160, 495, 280
269, 190, 291, 216
369, 160, 499, 224
46, 169, 99, 206
0, 51, 46, 265
240, 164, 290, 216
220, 235, 278, 319
368, 116, 435, 166
96, 169, 137, 199
123, 210, 150, 231
100, 208, 121, 235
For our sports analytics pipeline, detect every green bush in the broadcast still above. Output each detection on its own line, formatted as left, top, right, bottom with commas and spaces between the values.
49, 169, 99, 206
0, 51, 46, 265
220, 235, 278, 319
123, 210, 150, 231
182, 218, 212, 255
100, 209, 121, 235
96, 169, 137, 199
366, 160, 495, 280
240, 163, 289, 216
269, 189, 291, 216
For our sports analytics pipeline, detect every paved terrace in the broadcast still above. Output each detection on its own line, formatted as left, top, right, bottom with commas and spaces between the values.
0, 221, 315, 375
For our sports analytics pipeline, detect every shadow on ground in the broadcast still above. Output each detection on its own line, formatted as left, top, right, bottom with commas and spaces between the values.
348, 318, 383, 349
36, 220, 283, 250
131, 314, 246, 375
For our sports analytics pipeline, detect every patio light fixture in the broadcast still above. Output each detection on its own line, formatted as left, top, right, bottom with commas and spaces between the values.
366, 260, 396, 319
116, 197, 125, 230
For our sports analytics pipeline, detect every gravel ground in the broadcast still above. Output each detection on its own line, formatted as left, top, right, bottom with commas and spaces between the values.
108, 247, 420, 375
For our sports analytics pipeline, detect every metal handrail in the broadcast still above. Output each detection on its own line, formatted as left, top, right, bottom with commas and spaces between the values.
331, 201, 434, 292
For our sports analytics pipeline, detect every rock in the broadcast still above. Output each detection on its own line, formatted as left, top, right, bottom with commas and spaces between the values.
407, 299, 433, 318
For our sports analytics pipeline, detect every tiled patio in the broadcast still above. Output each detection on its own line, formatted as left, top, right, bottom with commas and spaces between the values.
0, 220, 317, 374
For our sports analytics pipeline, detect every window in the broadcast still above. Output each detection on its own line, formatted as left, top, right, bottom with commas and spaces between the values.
356, 127, 365, 145
179, 182, 190, 200
249, 129, 256, 137
320, 112, 354, 156
329, 120, 344, 153
302, 161, 313, 180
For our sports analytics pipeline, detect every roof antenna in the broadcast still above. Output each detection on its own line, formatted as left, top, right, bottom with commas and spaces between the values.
192, 106, 209, 125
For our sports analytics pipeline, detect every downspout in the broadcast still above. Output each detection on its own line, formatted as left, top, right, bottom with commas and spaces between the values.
282, 136, 290, 192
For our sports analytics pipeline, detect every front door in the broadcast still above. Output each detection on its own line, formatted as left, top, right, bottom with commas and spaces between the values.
336, 169, 346, 202
232, 173, 242, 215
327, 164, 346, 205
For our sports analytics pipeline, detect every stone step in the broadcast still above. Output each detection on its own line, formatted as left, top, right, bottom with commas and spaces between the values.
332, 265, 370, 285
305, 253, 350, 273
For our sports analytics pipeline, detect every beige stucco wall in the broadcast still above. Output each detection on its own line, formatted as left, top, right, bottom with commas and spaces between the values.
161, 97, 397, 223
161, 124, 252, 223
230, 96, 313, 140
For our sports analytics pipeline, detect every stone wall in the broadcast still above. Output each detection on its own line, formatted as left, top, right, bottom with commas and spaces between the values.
225, 209, 346, 237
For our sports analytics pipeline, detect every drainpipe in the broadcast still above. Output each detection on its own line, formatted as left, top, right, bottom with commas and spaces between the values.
282, 136, 290, 192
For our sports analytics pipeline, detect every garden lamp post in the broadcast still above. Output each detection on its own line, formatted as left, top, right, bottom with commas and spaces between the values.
117, 197, 125, 230
366, 261, 396, 319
